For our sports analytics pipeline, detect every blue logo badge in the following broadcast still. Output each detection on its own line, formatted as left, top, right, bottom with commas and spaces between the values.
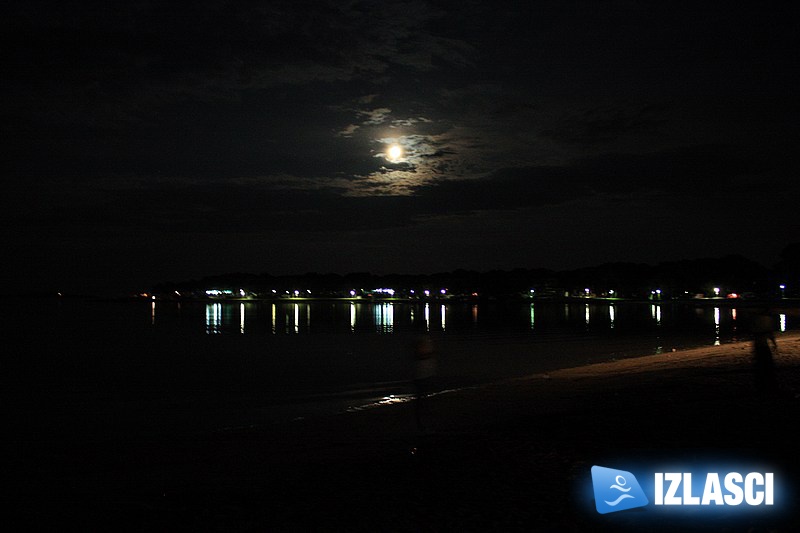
591, 465, 649, 514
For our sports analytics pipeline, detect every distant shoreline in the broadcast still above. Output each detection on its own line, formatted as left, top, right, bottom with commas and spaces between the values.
132, 295, 800, 307
5, 292, 800, 310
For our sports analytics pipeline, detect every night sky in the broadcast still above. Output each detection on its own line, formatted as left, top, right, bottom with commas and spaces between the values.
4, 1, 799, 294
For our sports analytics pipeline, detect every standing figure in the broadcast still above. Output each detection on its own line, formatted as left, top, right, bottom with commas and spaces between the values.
750, 310, 778, 396
413, 335, 437, 431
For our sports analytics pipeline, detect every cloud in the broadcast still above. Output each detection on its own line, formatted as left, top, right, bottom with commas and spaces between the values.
539, 104, 670, 146
358, 108, 393, 125
14, 143, 784, 240
336, 124, 360, 137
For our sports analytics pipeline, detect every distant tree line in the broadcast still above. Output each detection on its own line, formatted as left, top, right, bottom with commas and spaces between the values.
149, 243, 800, 300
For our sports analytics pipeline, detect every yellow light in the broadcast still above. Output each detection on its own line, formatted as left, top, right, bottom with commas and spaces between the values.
387, 144, 403, 161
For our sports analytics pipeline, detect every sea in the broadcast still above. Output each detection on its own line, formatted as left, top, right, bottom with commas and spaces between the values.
7, 298, 797, 440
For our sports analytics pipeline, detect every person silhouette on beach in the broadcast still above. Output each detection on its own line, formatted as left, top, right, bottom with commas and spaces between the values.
750, 309, 778, 396
412, 335, 437, 432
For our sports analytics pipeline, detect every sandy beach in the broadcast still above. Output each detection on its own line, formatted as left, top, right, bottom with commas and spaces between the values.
9, 332, 800, 531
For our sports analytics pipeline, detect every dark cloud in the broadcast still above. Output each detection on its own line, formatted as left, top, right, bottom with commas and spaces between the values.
14, 144, 790, 239
539, 104, 670, 146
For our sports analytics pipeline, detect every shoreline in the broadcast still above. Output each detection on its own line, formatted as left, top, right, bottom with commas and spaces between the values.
9, 331, 800, 531
137, 296, 800, 307
9, 292, 800, 307
311, 331, 800, 433
335, 331, 800, 417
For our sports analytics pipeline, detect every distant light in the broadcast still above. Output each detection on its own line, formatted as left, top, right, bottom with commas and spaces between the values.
529, 289, 535, 293
294, 290, 300, 296
350, 290, 356, 297
424, 290, 430, 297
727, 293, 739, 299
585, 288, 590, 294
410, 289, 415, 294
472, 292, 479, 297
306, 289, 311, 294
441, 289, 446, 295
779, 284, 786, 290
174, 291, 180, 296
609, 290, 615, 295
374, 288, 395, 296
713, 287, 720, 296
272, 289, 277, 293
239, 289, 246, 297
656, 289, 661, 294
152, 295, 156, 300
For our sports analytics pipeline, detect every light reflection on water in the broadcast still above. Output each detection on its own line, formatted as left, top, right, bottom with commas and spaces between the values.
191, 301, 797, 346
529, 304, 534, 330
650, 304, 662, 326
374, 303, 394, 334
15, 298, 800, 426
205, 303, 222, 334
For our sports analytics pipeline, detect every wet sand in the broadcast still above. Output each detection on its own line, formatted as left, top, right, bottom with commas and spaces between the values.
9, 333, 800, 531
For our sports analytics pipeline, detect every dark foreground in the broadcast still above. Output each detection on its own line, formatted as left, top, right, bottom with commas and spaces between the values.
7, 335, 800, 531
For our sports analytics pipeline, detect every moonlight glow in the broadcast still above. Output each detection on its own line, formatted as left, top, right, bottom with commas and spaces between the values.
387, 144, 403, 161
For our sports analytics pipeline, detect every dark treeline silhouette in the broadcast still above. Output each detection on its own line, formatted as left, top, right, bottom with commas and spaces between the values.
776, 242, 800, 282
150, 244, 800, 300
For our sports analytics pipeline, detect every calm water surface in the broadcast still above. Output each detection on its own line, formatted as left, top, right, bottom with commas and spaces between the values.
8, 299, 797, 436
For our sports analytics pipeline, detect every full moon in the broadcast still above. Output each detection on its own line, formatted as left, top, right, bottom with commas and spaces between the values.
387, 144, 403, 161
